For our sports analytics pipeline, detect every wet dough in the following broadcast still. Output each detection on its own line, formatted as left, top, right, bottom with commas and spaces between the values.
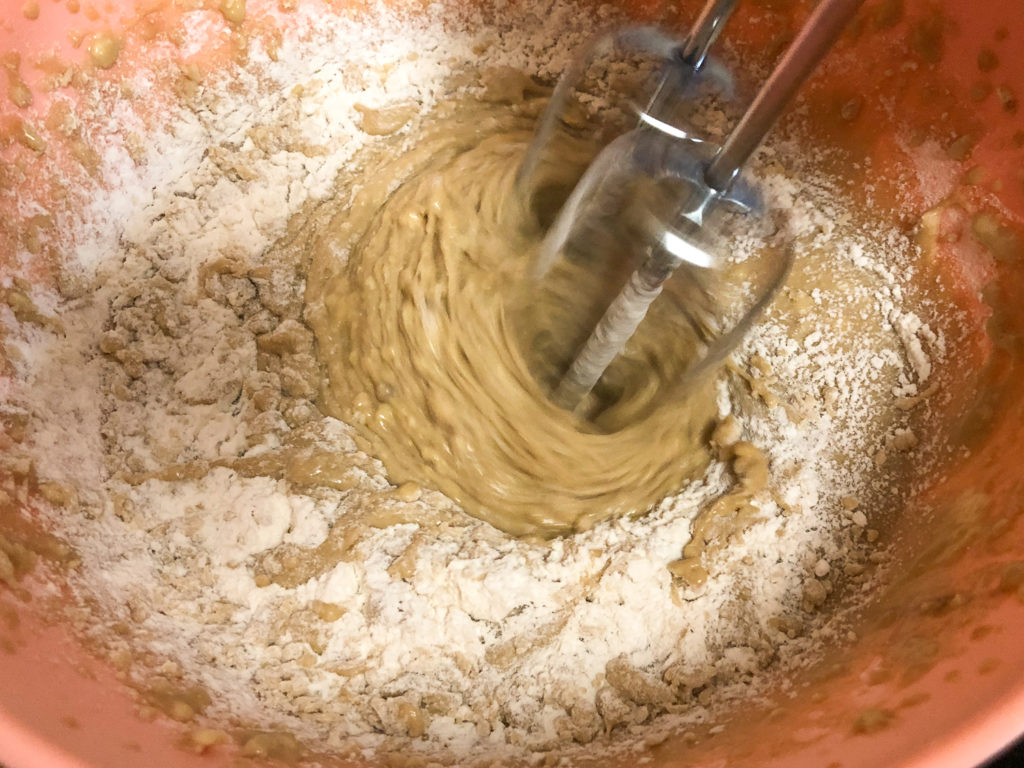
306, 101, 721, 537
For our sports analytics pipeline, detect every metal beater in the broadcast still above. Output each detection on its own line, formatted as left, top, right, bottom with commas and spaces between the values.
519, 0, 864, 412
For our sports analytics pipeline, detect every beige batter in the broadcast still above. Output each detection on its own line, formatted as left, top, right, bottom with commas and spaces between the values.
303, 96, 775, 538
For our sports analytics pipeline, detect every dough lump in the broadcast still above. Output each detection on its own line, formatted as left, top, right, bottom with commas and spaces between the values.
306, 100, 720, 537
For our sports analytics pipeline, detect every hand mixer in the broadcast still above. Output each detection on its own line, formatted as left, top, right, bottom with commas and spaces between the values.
518, 0, 864, 413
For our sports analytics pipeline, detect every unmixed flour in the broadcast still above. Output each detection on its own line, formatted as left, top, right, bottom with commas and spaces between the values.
0, 0, 950, 764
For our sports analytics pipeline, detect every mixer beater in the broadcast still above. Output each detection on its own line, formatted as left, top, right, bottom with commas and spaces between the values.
517, 0, 864, 414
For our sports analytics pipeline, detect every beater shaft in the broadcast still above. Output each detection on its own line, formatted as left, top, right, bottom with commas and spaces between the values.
554, 0, 865, 411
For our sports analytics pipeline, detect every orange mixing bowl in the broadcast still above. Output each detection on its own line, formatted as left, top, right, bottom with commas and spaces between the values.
1, 0, 1022, 766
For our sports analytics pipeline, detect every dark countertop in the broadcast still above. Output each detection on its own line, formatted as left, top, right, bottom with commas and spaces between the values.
986, 733, 1024, 768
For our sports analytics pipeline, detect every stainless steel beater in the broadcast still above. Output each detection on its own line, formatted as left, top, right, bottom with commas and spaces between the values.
520, 0, 864, 412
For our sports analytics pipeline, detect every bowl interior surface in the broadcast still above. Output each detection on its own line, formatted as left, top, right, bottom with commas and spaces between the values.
1, 0, 1023, 766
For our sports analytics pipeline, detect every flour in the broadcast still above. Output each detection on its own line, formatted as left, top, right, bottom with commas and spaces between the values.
0, 0, 952, 764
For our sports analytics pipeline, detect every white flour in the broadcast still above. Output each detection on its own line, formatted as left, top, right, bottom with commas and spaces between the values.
0, 0, 948, 764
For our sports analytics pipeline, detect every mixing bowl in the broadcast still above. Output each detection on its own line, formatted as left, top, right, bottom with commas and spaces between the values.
1, 0, 1022, 766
